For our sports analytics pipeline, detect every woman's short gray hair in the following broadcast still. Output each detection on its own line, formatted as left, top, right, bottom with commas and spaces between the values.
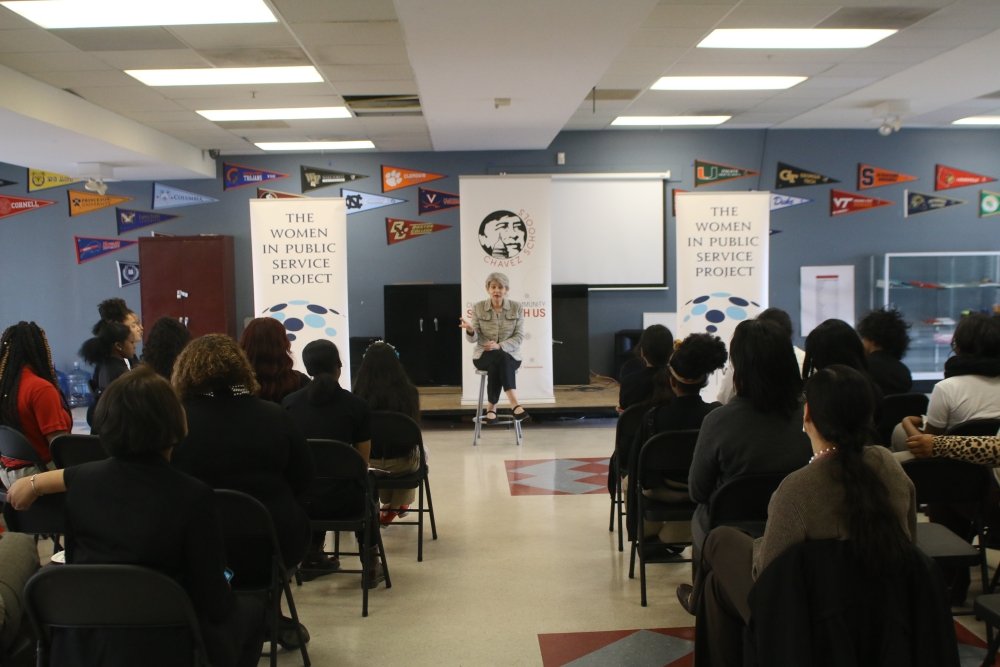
484, 272, 510, 290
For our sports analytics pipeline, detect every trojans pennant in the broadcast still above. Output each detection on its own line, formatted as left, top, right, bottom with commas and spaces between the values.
980, 190, 1000, 218
936, 164, 996, 191
774, 162, 837, 189
152, 183, 218, 209
116, 208, 178, 234
418, 187, 459, 215
28, 168, 80, 192
694, 159, 757, 187
857, 163, 917, 190
257, 188, 305, 199
829, 189, 892, 217
222, 163, 287, 191
770, 193, 811, 212
0, 193, 56, 220
385, 218, 451, 245
75, 236, 137, 264
300, 165, 367, 193
381, 164, 445, 193
341, 188, 405, 215
905, 190, 964, 217
68, 190, 132, 217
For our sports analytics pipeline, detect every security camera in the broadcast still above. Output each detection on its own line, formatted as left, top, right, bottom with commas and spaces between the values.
878, 123, 894, 137
208, 149, 221, 159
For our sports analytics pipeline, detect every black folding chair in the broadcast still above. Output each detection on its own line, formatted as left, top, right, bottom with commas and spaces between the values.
24, 564, 211, 667
50, 434, 107, 468
0, 425, 46, 503
707, 472, 788, 537
213, 490, 310, 667
610, 405, 646, 552
370, 410, 438, 562
0, 426, 64, 551
945, 418, 1000, 437
877, 392, 929, 446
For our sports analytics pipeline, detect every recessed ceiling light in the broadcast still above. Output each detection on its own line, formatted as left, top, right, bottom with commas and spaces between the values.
611, 116, 730, 127
255, 141, 376, 151
953, 116, 1000, 126
652, 76, 806, 91
698, 29, 896, 49
198, 107, 351, 121
0, 0, 276, 28
125, 66, 323, 87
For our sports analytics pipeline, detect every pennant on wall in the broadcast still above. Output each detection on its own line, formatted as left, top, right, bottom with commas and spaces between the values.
116, 260, 140, 287
671, 188, 688, 217
222, 163, 288, 191
385, 218, 451, 245
829, 189, 892, 217
0, 179, 16, 188
153, 183, 218, 209
341, 188, 404, 215
28, 168, 80, 192
905, 190, 964, 217
68, 190, 132, 217
0, 193, 56, 220
381, 164, 445, 192
980, 190, 1000, 218
75, 236, 137, 264
300, 165, 366, 193
116, 208, 178, 234
774, 162, 837, 189
418, 187, 460, 215
770, 193, 811, 211
257, 188, 305, 199
857, 163, 917, 190
694, 159, 758, 187
936, 164, 996, 191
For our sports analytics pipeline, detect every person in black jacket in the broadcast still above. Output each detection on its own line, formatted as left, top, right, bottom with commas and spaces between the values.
856, 307, 913, 395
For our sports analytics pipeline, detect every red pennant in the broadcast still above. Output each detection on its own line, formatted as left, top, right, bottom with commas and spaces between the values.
829, 189, 892, 217
385, 218, 451, 245
0, 193, 56, 220
936, 164, 996, 191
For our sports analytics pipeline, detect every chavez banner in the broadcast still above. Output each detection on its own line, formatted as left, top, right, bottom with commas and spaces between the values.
249, 198, 350, 386
459, 175, 554, 405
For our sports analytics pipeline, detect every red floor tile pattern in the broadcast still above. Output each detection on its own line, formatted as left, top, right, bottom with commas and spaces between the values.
505, 457, 610, 496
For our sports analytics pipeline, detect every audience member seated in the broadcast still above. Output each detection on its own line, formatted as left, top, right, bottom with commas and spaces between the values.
91, 297, 142, 366
7, 367, 264, 667
801, 318, 883, 422
689, 365, 917, 667
240, 317, 309, 404
141, 317, 191, 380
905, 423, 1000, 463
716, 308, 805, 404
79, 321, 134, 427
0, 321, 72, 487
616, 324, 673, 413
856, 306, 913, 395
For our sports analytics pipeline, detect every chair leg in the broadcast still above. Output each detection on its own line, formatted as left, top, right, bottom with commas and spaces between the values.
628, 536, 637, 579
982, 629, 1000, 667
377, 529, 391, 589
616, 477, 625, 553
361, 526, 369, 618
282, 577, 311, 667
472, 374, 486, 446
417, 480, 425, 562
425, 476, 438, 540
638, 530, 647, 607
268, 573, 280, 667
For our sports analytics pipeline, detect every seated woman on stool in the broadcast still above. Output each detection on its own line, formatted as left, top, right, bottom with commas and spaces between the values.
459, 271, 527, 423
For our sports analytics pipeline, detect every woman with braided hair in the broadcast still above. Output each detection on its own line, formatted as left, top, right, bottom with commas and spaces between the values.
0, 321, 72, 487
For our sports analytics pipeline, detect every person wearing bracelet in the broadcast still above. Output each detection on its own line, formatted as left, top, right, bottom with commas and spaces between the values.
904, 419, 1000, 465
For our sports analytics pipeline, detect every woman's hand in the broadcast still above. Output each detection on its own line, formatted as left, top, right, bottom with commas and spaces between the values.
900, 415, 924, 438
906, 433, 935, 458
482, 341, 500, 351
458, 317, 474, 333
7, 476, 39, 511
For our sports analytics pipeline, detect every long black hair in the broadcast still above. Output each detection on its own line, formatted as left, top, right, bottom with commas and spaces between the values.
0, 321, 67, 430
802, 318, 868, 379
353, 341, 420, 422
730, 319, 801, 418
302, 339, 343, 406
142, 317, 191, 380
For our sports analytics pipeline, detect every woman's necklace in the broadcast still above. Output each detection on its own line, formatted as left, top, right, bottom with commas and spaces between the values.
809, 446, 838, 464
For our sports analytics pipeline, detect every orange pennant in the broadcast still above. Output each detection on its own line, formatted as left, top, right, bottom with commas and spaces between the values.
67, 190, 132, 217
381, 164, 445, 193
857, 164, 917, 190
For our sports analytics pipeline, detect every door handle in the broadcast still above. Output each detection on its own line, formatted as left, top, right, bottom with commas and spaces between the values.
433, 317, 439, 332
419, 318, 423, 333
176, 290, 189, 299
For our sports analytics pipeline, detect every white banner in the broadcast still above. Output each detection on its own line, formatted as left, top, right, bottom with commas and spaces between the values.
460, 175, 554, 405
249, 198, 351, 387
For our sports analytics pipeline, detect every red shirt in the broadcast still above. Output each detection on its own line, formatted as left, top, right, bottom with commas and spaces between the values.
1, 366, 72, 467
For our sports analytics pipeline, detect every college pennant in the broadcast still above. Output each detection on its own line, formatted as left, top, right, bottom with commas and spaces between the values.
28, 168, 80, 192
936, 164, 996, 191
694, 160, 758, 187
829, 189, 892, 217
385, 218, 451, 245
0, 193, 56, 220
75, 236, 137, 264
300, 165, 367, 193
116, 208, 178, 234
152, 183, 218, 209
68, 190, 132, 217
0, 179, 16, 188
904, 190, 964, 217
774, 162, 837, 189
770, 193, 812, 211
341, 189, 405, 215
857, 164, 917, 190
257, 188, 305, 199
418, 187, 460, 215
381, 164, 445, 192
222, 163, 288, 191
980, 190, 1000, 218
116, 260, 140, 288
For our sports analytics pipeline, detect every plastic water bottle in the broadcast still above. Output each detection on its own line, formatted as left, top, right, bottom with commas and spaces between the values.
67, 362, 92, 408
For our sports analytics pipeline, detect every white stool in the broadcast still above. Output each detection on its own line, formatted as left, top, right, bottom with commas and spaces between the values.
472, 370, 523, 446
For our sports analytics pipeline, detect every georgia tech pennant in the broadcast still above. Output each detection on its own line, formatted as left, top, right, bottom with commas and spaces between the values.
774, 162, 837, 189
936, 164, 996, 191
116, 208, 178, 235
0, 179, 16, 188
28, 168, 80, 192
385, 218, 451, 245
75, 236, 137, 264
341, 188, 405, 215
770, 193, 812, 211
857, 164, 917, 190
671, 188, 688, 217
222, 163, 288, 191
905, 190, 964, 217
67, 190, 132, 217
381, 164, 445, 193
829, 189, 892, 217
980, 190, 1000, 218
152, 183, 218, 209
694, 160, 758, 187
0, 193, 56, 220
300, 165, 367, 193
116, 260, 140, 288
418, 187, 460, 215
257, 188, 305, 199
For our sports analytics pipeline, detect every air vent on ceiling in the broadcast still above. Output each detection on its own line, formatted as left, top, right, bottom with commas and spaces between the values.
817, 7, 937, 30
200, 48, 310, 67
344, 95, 422, 117
589, 89, 641, 102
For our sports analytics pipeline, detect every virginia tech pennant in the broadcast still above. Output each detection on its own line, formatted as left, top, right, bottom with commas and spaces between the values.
829, 189, 892, 217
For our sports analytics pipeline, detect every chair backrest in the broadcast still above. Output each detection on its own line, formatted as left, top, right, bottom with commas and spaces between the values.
369, 410, 424, 461
708, 472, 787, 531
307, 438, 369, 484
635, 429, 699, 492
902, 458, 992, 505
616, 404, 650, 476
945, 418, 1000, 437
877, 393, 929, 445
0, 425, 44, 466
50, 434, 107, 468
3, 494, 66, 536
212, 489, 283, 590
24, 564, 209, 665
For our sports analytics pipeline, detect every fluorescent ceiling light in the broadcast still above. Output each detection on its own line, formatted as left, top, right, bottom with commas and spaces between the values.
953, 116, 1000, 126
652, 76, 806, 91
611, 116, 730, 126
198, 107, 351, 121
698, 29, 896, 49
125, 66, 322, 87
0, 0, 276, 28
255, 141, 376, 151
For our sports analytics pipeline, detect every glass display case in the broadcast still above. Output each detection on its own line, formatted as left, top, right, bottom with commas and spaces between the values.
875, 252, 1000, 380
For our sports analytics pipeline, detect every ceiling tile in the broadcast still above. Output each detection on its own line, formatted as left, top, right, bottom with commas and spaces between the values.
0, 51, 107, 72
311, 43, 410, 66
271, 0, 399, 23
52, 27, 188, 51
31, 69, 137, 88
320, 64, 415, 82
293, 21, 404, 45
90, 49, 210, 70
0, 28, 77, 52
167, 24, 299, 50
